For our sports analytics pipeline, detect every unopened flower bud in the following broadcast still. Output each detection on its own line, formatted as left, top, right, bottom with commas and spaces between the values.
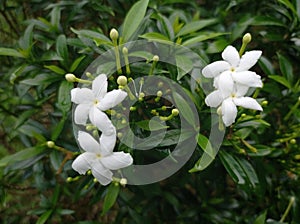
117, 75, 127, 86
262, 100, 268, 106
243, 33, 252, 44
157, 91, 163, 97
47, 141, 55, 148
120, 178, 127, 186
110, 28, 119, 41
65, 73, 77, 82
153, 55, 159, 62
172, 109, 179, 116
122, 47, 128, 54
290, 139, 296, 144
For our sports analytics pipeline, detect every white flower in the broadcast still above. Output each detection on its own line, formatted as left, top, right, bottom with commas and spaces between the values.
72, 131, 133, 185
205, 83, 262, 127
71, 74, 127, 134
202, 45, 263, 91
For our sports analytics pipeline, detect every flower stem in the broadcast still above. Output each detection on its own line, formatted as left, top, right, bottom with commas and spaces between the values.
279, 196, 295, 222
149, 55, 159, 76
122, 47, 131, 75
284, 97, 300, 121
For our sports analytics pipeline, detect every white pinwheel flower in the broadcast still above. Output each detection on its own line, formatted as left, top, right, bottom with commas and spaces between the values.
71, 74, 127, 134
205, 83, 263, 127
72, 131, 133, 186
202, 45, 263, 90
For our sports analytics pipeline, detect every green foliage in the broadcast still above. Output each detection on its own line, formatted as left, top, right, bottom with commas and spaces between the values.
0, 0, 299, 223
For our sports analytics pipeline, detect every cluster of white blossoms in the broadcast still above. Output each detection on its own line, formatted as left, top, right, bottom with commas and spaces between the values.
69, 73, 133, 185
202, 35, 263, 127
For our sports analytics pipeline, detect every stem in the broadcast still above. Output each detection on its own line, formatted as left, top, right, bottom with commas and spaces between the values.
113, 40, 122, 74
280, 196, 295, 222
284, 98, 300, 121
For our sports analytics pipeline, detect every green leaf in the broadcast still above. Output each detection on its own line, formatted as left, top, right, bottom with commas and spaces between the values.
277, 53, 294, 84
176, 19, 218, 37
219, 150, 246, 185
51, 116, 67, 141
37, 210, 53, 224
139, 32, 171, 44
44, 65, 66, 75
122, 0, 149, 42
182, 32, 229, 46
70, 55, 86, 72
175, 54, 193, 80
101, 183, 120, 215
173, 91, 196, 128
251, 16, 286, 26
128, 51, 154, 61
0, 146, 46, 168
278, 0, 297, 16
197, 134, 214, 158
253, 210, 267, 224
0, 48, 25, 58
20, 73, 61, 86
50, 6, 61, 32
71, 28, 112, 46
57, 80, 73, 114
268, 75, 291, 89
237, 158, 259, 188
56, 35, 69, 62
135, 119, 169, 131
258, 56, 275, 76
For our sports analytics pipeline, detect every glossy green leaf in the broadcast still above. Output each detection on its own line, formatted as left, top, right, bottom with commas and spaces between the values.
135, 119, 169, 131
128, 51, 154, 61
44, 65, 66, 75
0, 146, 46, 168
57, 80, 73, 114
101, 183, 120, 215
70, 55, 86, 72
258, 56, 275, 76
253, 210, 267, 224
252, 16, 286, 26
197, 134, 214, 158
37, 210, 53, 224
56, 34, 69, 62
278, 0, 297, 16
122, 0, 149, 42
139, 32, 171, 44
268, 75, 291, 89
20, 73, 61, 86
175, 54, 193, 80
219, 150, 246, 184
173, 91, 196, 127
237, 158, 259, 188
0, 48, 25, 58
176, 18, 218, 37
182, 32, 229, 46
277, 53, 294, 84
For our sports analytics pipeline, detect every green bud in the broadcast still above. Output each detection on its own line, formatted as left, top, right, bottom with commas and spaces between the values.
122, 47, 128, 54
120, 178, 127, 186
65, 73, 77, 82
290, 139, 296, 144
242, 33, 252, 44
47, 141, 55, 148
110, 28, 119, 41
117, 75, 128, 86
153, 55, 159, 62
172, 108, 179, 116
157, 90, 163, 97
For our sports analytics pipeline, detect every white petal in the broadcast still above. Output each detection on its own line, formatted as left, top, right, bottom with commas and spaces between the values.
91, 161, 113, 186
202, 61, 231, 78
237, 50, 262, 71
92, 74, 108, 99
71, 88, 94, 104
89, 107, 115, 135
232, 71, 262, 87
74, 103, 91, 125
217, 71, 234, 98
78, 131, 100, 153
233, 97, 263, 111
71, 152, 95, 174
205, 90, 223, 107
235, 84, 249, 97
99, 132, 117, 156
101, 152, 133, 170
222, 45, 240, 67
221, 98, 237, 126
98, 90, 127, 111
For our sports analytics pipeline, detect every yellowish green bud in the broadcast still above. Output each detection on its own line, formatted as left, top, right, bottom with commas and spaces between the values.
161, 106, 167, 111
66, 177, 73, 182
122, 47, 128, 54
65, 73, 77, 82
290, 139, 296, 144
120, 178, 127, 186
110, 28, 119, 41
157, 90, 163, 97
153, 55, 159, 62
117, 75, 128, 86
117, 132, 123, 138
262, 100, 268, 106
47, 141, 55, 148
172, 108, 179, 116
243, 33, 252, 44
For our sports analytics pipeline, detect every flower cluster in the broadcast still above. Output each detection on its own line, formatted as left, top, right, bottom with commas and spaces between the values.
202, 37, 263, 127
69, 73, 133, 185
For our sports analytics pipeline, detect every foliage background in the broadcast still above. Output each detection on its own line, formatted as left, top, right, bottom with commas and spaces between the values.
0, 0, 299, 223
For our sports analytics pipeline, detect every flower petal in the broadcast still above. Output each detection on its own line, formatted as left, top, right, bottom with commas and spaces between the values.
89, 107, 115, 135
217, 71, 234, 98
98, 90, 127, 111
92, 74, 108, 99
71, 152, 95, 174
233, 97, 263, 111
91, 160, 113, 185
78, 131, 100, 153
205, 90, 223, 107
235, 84, 249, 97
101, 152, 133, 170
237, 50, 262, 71
74, 103, 91, 125
232, 71, 262, 87
221, 45, 240, 67
202, 61, 231, 78
71, 88, 94, 104
99, 132, 117, 156
221, 98, 237, 126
